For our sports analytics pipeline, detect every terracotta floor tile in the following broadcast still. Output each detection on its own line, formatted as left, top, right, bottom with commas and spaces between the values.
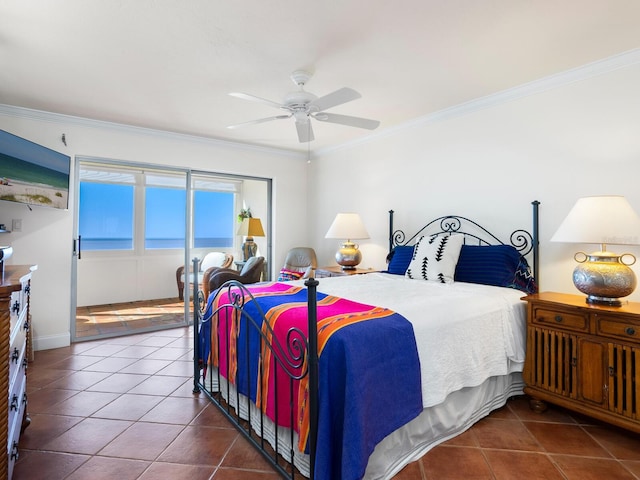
49, 354, 104, 371
18, 413, 83, 449
27, 367, 74, 389
139, 396, 208, 424
620, 460, 640, 477
110, 344, 160, 358
43, 390, 121, 417
91, 393, 165, 421
551, 454, 637, 480
43, 417, 132, 454
524, 422, 613, 457
442, 427, 478, 447
156, 359, 193, 377
583, 424, 640, 461
65, 456, 150, 480
144, 346, 192, 361
191, 403, 239, 429
127, 374, 189, 396
12, 450, 90, 480
86, 372, 149, 393
221, 435, 280, 470
118, 358, 173, 375
137, 462, 216, 480
26, 388, 78, 414
99, 422, 184, 460
158, 425, 238, 466
78, 343, 129, 357
421, 445, 493, 479
472, 417, 542, 452
508, 396, 578, 424
211, 468, 281, 479
82, 356, 138, 373
45, 370, 112, 391
387, 459, 423, 479
483, 449, 565, 479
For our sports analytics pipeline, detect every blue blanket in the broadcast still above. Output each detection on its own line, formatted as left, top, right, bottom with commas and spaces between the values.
199, 283, 423, 480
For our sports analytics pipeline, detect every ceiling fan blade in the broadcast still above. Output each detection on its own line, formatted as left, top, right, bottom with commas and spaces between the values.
229, 92, 287, 110
310, 87, 361, 112
227, 114, 291, 129
295, 119, 315, 143
314, 112, 380, 130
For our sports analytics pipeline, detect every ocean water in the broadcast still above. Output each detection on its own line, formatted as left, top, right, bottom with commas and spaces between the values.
81, 237, 233, 251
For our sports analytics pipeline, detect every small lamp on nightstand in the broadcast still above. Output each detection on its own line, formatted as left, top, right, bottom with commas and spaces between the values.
551, 195, 640, 306
325, 213, 370, 270
237, 217, 265, 261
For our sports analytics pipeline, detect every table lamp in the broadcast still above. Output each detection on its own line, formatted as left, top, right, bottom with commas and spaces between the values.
325, 213, 369, 270
551, 195, 640, 305
237, 217, 265, 261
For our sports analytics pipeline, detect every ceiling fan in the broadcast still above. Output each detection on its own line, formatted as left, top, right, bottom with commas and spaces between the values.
227, 70, 380, 143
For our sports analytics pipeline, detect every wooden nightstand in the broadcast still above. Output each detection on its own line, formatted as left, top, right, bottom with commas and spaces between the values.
314, 266, 378, 278
522, 291, 640, 434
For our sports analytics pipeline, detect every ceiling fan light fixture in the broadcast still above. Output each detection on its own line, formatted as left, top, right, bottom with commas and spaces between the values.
227, 70, 380, 143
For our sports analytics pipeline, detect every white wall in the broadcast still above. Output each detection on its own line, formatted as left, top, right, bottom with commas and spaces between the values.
0, 110, 310, 350
309, 60, 640, 301
3, 53, 640, 351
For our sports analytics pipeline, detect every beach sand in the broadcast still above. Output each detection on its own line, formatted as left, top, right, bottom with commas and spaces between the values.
0, 179, 68, 209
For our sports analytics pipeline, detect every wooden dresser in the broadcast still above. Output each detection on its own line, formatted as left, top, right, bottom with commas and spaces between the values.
1, 265, 35, 479
522, 291, 640, 433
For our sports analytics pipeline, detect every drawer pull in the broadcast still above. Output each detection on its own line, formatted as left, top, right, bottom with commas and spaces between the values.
625, 327, 636, 336
10, 394, 18, 411
10, 441, 19, 461
11, 348, 19, 363
554, 315, 563, 323
12, 300, 20, 314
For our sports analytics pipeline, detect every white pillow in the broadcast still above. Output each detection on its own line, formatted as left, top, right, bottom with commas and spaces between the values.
200, 252, 226, 271
405, 234, 464, 283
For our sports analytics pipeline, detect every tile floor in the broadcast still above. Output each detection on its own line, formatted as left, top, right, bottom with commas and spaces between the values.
15, 325, 640, 479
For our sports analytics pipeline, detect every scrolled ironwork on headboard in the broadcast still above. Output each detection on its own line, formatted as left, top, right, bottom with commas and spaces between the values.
389, 200, 540, 281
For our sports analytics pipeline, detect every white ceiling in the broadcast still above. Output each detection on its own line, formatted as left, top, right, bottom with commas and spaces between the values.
2, 1, 640, 153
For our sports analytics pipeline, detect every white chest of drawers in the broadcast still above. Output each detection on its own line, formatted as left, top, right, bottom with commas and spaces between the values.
1, 265, 35, 479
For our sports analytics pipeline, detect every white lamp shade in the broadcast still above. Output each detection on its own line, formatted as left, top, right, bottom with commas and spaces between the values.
551, 195, 640, 246
325, 213, 370, 240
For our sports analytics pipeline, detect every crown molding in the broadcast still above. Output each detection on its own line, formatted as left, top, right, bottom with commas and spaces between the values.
317, 47, 640, 157
0, 103, 304, 159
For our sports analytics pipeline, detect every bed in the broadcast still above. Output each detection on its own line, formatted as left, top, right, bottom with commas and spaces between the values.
192, 201, 540, 480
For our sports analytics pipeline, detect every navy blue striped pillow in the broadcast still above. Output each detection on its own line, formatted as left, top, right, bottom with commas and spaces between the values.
454, 244, 536, 293
387, 245, 415, 275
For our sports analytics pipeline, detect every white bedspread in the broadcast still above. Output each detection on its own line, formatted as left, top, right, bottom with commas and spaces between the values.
294, 273, 527, 408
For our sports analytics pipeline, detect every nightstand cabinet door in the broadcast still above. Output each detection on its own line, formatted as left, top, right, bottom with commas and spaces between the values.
523, 292, 640, 434
576, 337, 606, 406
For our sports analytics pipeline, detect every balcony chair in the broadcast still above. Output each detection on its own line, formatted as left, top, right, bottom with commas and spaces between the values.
277, 247, 318, 281
176, 251, 233, 300
203, 255, 265, 299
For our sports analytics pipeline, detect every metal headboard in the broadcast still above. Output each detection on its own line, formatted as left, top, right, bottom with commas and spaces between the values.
388, 200, 540, 282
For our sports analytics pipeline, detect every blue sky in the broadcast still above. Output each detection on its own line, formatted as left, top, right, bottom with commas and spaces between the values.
0, 129, 70, 173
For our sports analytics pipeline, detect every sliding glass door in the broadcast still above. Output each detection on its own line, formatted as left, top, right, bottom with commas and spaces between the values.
71, 158, 272, 342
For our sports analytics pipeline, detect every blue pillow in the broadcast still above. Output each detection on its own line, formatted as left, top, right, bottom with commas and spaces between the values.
386, 245, 415, 275
454, 244, 537, 294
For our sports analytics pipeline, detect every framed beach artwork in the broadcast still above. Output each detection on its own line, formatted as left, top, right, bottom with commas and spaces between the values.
0, 129, 71, 210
